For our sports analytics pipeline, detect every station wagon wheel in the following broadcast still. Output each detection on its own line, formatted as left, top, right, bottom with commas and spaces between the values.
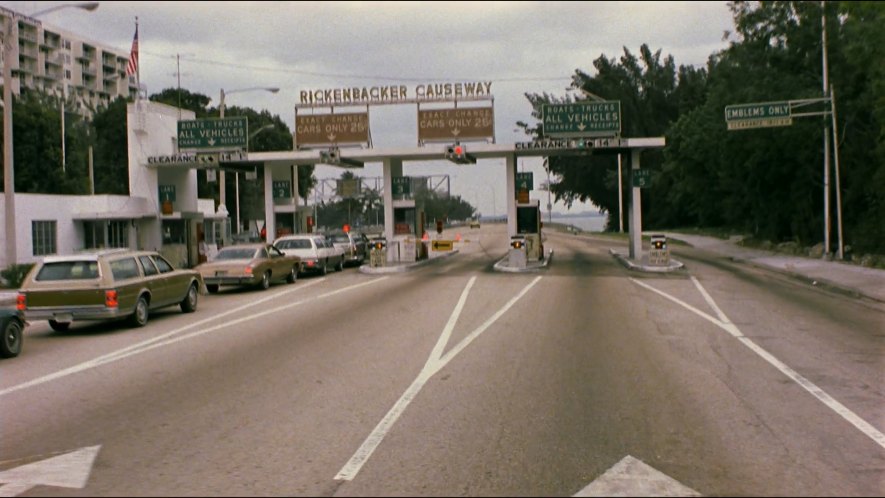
129, 295, 149, 328
335, 258, 344, 272
320, 260, 328, 276
259, 271, 271, 290
0, 317, 23, 358
48, 320, 70, 332
180, 282, 198, 313
286, 266, 297, 284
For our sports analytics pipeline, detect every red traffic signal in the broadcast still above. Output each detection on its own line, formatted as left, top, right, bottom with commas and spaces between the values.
454, 145, 464, 156
343, 223, 350, 233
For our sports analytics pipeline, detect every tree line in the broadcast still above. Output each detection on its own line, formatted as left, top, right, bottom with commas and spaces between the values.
521, 1, 884, 255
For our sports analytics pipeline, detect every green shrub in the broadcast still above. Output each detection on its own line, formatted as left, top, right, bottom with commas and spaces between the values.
1, 263, 35, 289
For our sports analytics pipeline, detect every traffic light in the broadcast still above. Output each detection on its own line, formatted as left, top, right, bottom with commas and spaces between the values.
320, 147, 364, 168
511, 239, 524, 249
436, 219, 443, 234
651, 235, 667, 250
445, 143, 476, 164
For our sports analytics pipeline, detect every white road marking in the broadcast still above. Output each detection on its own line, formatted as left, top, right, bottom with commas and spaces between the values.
630, 277, 885, 451
0, 277, 387, 398
573, 455, 700, 497
335, 276, 542, 481
0, 445, 100, 497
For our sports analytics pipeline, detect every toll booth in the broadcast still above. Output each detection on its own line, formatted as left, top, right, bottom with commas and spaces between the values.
391, 199, 425, 263
516, 199, 543, 261
649, 234, 670, 266
369, 237, 387, 267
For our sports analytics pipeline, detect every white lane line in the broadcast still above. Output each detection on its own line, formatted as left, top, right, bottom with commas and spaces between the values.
0, 277, 386, 398
335, 275, 542, 482
629, 277, 885, 451
426, 277, 476, 367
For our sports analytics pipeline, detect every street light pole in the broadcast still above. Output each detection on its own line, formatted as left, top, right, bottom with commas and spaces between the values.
216, 86, 278, 214
3, 2, 99, 267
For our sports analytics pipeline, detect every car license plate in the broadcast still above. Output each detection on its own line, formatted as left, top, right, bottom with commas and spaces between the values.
215, 271, 227, 276
53, 313, 73, 323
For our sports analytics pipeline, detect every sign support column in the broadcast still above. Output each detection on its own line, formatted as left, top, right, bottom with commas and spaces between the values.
629, 149, 643, 261
382, 158, 403, 261
263, 163, 274, 242
506, 153, 517, 237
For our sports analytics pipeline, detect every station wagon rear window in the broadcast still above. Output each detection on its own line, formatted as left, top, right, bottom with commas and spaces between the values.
276, 239, 312, 249
35, 261, 99, 281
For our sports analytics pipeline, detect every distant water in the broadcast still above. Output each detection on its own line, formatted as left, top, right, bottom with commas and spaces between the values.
549, 214, 608, 232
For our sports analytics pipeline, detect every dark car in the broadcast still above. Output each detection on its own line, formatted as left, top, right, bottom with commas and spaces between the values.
1, 307, 24, 358
326, 231, 369, 267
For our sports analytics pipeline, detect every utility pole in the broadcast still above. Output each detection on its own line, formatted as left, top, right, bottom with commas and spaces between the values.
821, 0, 831, 258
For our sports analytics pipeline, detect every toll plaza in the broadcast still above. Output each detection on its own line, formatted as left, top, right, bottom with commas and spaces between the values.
132, 84, 667, 272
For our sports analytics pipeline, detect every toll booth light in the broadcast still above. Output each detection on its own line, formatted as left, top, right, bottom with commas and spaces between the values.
511, 241, 524, 249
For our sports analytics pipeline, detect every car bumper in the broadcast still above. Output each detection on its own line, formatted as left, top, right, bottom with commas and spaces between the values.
202, 275, 260, 286
24, 306, 127, 322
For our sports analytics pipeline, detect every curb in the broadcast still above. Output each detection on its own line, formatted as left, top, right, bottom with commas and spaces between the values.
493, 249, 555, 273
609, 249, 685, 273
358, 250, 460, 274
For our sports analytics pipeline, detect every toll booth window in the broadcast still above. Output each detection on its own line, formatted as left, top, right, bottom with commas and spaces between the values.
162, 220, 186, 244
516, 206, 539, 234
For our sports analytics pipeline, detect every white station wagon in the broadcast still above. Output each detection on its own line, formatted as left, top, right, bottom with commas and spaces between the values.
274, 234, 345, 276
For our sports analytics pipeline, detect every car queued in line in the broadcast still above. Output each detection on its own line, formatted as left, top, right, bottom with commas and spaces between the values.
3, 232, 370, 358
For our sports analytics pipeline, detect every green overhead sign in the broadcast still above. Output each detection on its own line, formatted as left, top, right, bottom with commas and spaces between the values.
542, 101, 621, 138
178, 116, 249, 150
725, 102, 792, 130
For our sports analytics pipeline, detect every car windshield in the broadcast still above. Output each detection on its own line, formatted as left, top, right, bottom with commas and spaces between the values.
35, 261, 99, 281
214, 248, 257, 260
276, 239, 312, 249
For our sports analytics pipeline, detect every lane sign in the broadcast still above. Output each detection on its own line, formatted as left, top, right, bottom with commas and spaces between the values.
295, 113, 370, 147
418, 107, 494, 142
542, 102, 621, 138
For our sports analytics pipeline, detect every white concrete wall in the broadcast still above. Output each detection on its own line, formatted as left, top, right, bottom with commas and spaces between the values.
0, 101, 202, 269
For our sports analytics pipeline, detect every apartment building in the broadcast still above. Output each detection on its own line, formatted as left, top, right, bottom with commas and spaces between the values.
0, 5, 138, 115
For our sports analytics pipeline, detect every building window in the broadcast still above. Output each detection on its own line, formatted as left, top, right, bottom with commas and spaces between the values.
65, 69, 71, 80
32, 220, 57, 256
108, 221, 129, 248
84, 220, 129, 249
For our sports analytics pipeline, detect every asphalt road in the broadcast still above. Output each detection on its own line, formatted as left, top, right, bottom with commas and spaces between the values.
1, 224, 882, 496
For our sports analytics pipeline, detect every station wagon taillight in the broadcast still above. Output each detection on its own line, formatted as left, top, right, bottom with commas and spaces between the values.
244, 266, 253, 275
16, 294, 25, 311
105, 290, 118, 308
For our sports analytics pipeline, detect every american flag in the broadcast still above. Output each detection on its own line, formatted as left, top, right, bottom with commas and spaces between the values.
126, 26, 138, 76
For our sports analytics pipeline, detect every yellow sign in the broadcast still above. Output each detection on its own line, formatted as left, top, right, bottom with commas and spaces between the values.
431, 240, 454, 251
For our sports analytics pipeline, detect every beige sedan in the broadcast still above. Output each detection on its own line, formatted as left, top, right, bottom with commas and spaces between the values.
195, 243, 302, 293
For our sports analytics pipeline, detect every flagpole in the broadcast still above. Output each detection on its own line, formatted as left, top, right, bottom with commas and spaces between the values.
135, 17, 140, 100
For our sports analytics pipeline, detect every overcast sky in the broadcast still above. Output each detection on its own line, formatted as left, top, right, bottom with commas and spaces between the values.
4, 1, 735, 217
